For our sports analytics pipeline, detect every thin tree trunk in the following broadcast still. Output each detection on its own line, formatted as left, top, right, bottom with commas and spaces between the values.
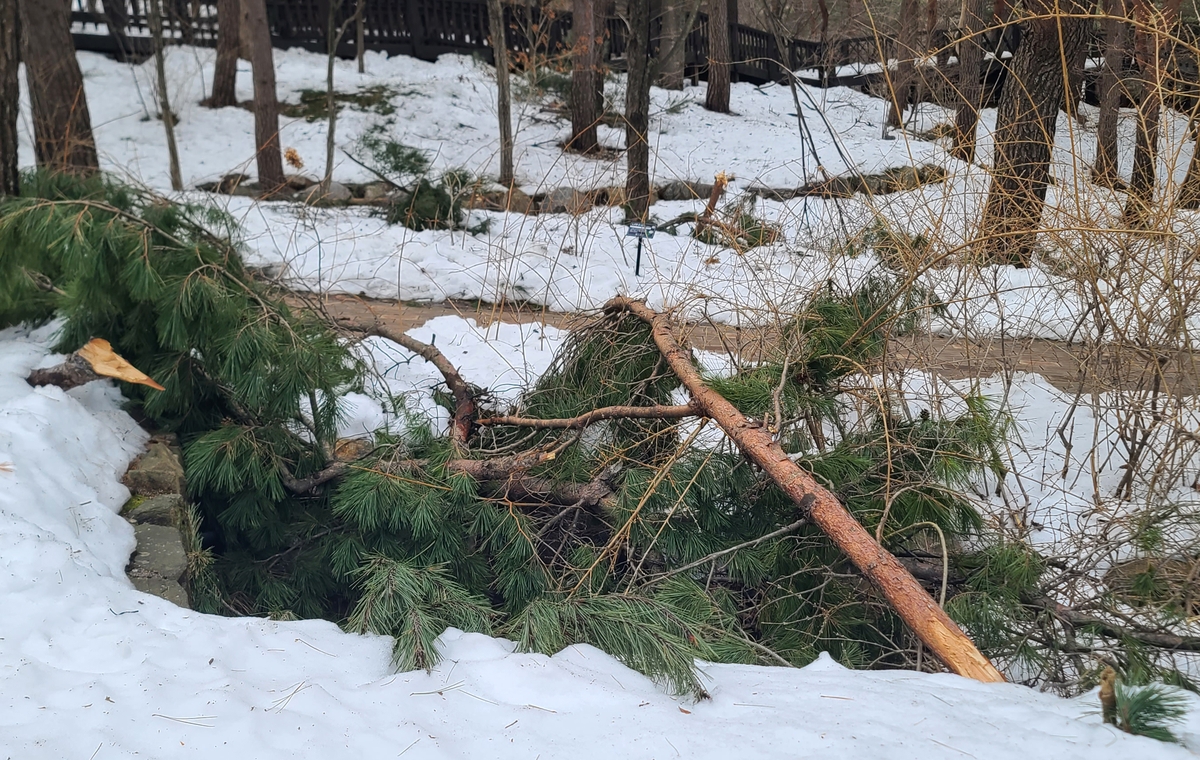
704, 0, 731, 113
240, 0, 284, 191
149, 0, 183, 191
1122, 0, 1180, 228
568, 0, 600, 152
19, 0, 99, 176
323, 0, 343, 191
207, 0, 240, 108
102, 0, 133, 61
978, 0, 1086, 266
0, 0, 17, 196
656, 0, 685, 89
625, 0, 653, 216
1176, 134, 1200, 208
356, 0, 366, 73
1092, 0, 1130, 188
951, 0, 989, 161
886, 0, 921, 128
607, 296, 1007, 684
487, 0, 514, 186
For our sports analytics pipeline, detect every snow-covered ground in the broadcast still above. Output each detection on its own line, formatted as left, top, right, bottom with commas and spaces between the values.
4, 323, 1200, 759
15, 45, 1197, 340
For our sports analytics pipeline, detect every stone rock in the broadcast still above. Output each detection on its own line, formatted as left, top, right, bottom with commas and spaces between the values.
599, 186, 627, 207
303, 181, 352, 205
127, 493, 184, 526
286, 173, 318, 190
216, 173, 251, 193
539, 186, 593, 215
127, 522, 190, 608
122, 442, 186, 497
363, 181, 393, 202
658, 180, 693, 202
465, 188, 533, 214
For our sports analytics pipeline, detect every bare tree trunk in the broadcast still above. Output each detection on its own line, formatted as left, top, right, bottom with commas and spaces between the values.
1122, 0, 1180, 229
978, 0, 1086, 266
1092, 0, 1130, 188
607, 297, 1007, 684
568, 0, 601, 152
886, 0, 921, 127
320, 0, 366, 191
656, 0, 685, 89
356, 0, 366, 73
487, 0, 514, 186
704, 0, 731, 113
0, 0, 17, 195
240, 0, 284, 191
19, 0, 99, 176
102, 0, 133, 61
625, 0, 653, 216
1177, 134, 1200, 208
207, 0, 240, 108
149, 0, 183, 191
950, 0, 989, 161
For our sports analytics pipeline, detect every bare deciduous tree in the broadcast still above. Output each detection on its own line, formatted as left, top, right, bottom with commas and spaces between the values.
240, 0, 284, 190
148, 0, 183, 191
486, 0, 514, 185
207, 0, 241, 108
950, 0, 989, 162
0, 0, 17, 195
1092, 0, 1130, 188
625, 0, 653, 215
978, 0, 1086, 265
19, 0, 99, 176
704, 0, 731, 113
568, 0, 601, 153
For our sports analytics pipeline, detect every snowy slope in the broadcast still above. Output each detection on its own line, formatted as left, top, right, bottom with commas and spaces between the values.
3, 324, 1200, 759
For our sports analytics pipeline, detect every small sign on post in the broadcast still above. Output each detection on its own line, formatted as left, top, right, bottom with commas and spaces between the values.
625, 222, 656, 276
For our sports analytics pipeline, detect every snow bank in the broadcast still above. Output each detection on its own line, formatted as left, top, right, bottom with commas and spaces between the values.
2, 325, 1199, 758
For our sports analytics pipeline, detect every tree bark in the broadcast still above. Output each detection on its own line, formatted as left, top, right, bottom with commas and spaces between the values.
656, 0, 686, 89
568, 0, 600, 152
950, 0, 989, 162
704, 0, 731, 113
606, 296, 1006, 683
487, 0, 514, 186
102, 0, 133, 61
240, 0, 284, 191
356, 0, 366, 73
1179, 134, 1200, 208
0, 0, 17, 196
1092, 0, 1130, 188
1122, 0, 1180, 228
625, 0, 653, 217
19, 0, 99, 176
149, 0, 183, 191
886, 0, 922, 128
978, 0, 1086, 266
208, 0, 241, 108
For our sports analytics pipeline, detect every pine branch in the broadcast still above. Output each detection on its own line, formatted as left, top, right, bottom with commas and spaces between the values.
645, 518, 810, 584
1031, 596, 1200, 652
337, 315, 478, 447
477, 402, 699, 430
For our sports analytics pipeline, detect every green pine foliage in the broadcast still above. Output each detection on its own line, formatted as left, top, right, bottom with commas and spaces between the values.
1114, 680, 1189, 743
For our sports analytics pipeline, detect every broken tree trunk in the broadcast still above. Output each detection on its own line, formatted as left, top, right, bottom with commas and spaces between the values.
605, 296, 1006, 683
27, 338, 166, 392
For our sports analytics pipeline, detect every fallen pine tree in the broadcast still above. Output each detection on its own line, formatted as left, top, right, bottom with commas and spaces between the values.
7, 173, 1200, 699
